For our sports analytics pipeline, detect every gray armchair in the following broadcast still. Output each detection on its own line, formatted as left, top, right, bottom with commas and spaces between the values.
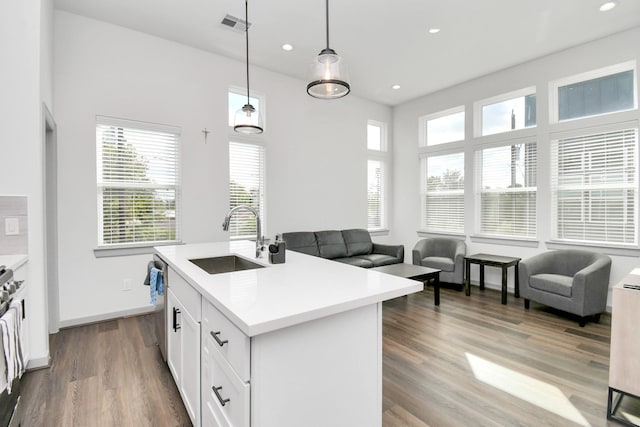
519, 249, 611, 326
412, 237, 466, 285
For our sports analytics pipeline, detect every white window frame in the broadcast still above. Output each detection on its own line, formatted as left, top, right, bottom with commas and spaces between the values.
549, 61, 637, 124
367, 120, 389, 232
550, 123, 639, 248
419, 106, 465, 147
95, 116, 181, 250
473, 86, 536, 138
228, 86, 267, 133
474, 139, 538, 240
228, 138, 267, 240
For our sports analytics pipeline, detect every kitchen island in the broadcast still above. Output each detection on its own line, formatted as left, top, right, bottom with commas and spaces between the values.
156, 240, 422, 427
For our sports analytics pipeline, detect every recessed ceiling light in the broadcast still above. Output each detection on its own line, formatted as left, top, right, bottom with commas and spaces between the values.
428, 28, 441, 34
392, 84, 401, 90
599, 1, 616, 11
282, 43, 294, 51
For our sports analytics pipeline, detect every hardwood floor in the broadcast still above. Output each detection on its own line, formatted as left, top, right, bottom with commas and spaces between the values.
19, 286, 640, 426
382, 285, 639, 427
20, 315, 191, 427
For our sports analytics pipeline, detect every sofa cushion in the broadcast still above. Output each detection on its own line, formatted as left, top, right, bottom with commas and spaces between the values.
356, 254, 399, 267
341, 229, 373, 256
530, 273, 573, 297
334, 257, 374, 268
315, 230, 348, 259
420, 256, 454, 272
282, 232, 319, 257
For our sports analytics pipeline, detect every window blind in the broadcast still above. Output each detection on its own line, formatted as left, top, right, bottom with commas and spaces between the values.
96, 117, 180, 246
229, 141, 265, 239
551, 128, 638, 245
367, 160, 385, 229
421, 152, 465, 233
477, 143, 537, 238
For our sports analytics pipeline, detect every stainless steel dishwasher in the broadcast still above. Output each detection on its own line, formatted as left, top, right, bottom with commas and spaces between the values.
152, 254, 168, 362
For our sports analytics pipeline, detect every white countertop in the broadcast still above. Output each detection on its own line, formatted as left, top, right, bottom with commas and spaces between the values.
0, 254, 28, 271
155, 241, 422, 337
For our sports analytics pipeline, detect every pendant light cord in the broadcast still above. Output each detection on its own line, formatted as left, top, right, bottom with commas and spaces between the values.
245, 0, 251, 106
325, 0, 330, 50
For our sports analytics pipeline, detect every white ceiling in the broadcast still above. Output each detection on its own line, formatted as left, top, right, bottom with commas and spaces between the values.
54, 0, 640, 106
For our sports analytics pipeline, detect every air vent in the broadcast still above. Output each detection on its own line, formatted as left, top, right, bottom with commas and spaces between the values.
220, 14, 251, 33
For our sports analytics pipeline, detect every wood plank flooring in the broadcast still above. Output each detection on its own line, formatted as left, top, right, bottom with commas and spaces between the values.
382, 285, 639, 427
19, 286, 640, 426
20, 315, 191, 427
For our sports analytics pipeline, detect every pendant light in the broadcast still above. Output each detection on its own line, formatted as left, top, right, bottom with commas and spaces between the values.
306, 0, 350, 99
234, 0, 263, 134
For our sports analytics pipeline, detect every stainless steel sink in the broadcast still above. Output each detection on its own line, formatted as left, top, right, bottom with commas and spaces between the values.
189, 255, 265, 274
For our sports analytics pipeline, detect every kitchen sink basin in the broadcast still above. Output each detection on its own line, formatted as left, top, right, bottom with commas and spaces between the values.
189, 255, 265, 274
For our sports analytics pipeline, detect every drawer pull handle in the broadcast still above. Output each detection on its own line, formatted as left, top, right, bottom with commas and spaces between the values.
212, 386, 230, 406
210, 331, 228, 347
173, 307, 181, 332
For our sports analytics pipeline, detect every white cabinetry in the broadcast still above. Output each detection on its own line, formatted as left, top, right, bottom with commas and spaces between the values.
200, 297, 381, 427
166, 267, 201, 426
201, 299, 250, 427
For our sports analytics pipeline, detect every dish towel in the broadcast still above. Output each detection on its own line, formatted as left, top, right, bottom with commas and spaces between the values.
0, 300, 24, 393
149, 267, 164, 305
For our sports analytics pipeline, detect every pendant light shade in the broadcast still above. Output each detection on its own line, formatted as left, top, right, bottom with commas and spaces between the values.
307, 0, 350, 99
234, 103, 263, 134
234, 0, 263, 134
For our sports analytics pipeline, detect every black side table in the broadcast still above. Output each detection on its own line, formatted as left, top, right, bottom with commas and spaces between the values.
464, 253, 521, 305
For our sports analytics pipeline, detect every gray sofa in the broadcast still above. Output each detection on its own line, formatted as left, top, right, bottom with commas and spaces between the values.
519, 249, 611, 326
412, 237, 466, 285
282, 229, 404, 268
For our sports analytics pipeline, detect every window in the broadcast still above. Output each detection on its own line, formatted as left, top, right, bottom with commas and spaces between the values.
553, 63, 636, 122
367, 160, 385, 230
228, 88, 262, 127
228, 141, 265, 239
367, 121, 388, 230
420, 107, 465, 146
367, 123, 383, 150
551, 128, 638, 246
476, 88, 536, 136
96, 116, 180, 246
476, 142, 537, 238
421, 152, 465, 233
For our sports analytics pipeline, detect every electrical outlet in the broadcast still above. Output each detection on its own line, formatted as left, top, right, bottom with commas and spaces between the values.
123, 278, 132, 291
5, 218, 19, 236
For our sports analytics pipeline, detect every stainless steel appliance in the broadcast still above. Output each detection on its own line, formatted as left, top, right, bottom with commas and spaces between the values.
151, 255, 168, 362
0, 265, 24, 427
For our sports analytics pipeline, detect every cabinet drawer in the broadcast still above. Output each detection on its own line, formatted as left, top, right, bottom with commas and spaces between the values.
203, 337, 250, 427
169, 267, 201, 321
202, 299, 250, 381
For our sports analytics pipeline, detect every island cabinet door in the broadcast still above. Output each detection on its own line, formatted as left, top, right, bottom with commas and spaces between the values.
167, 289, 182, 386
167, 286, 201, 427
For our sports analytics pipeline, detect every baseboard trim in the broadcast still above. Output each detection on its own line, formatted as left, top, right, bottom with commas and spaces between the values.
27, 354, 50, 370
59, 306, 156, 329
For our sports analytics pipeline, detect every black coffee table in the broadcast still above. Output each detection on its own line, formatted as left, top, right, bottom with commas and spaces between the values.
464, 253, 521, 305
372, 263, 441, 305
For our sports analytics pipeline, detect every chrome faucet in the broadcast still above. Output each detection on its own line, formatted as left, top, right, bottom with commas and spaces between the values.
222, 205, 264, 258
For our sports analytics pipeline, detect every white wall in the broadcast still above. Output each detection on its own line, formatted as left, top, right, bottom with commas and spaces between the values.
392, 27, 640, 306
53, 11, 392, 325
0, 0, 54, 368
